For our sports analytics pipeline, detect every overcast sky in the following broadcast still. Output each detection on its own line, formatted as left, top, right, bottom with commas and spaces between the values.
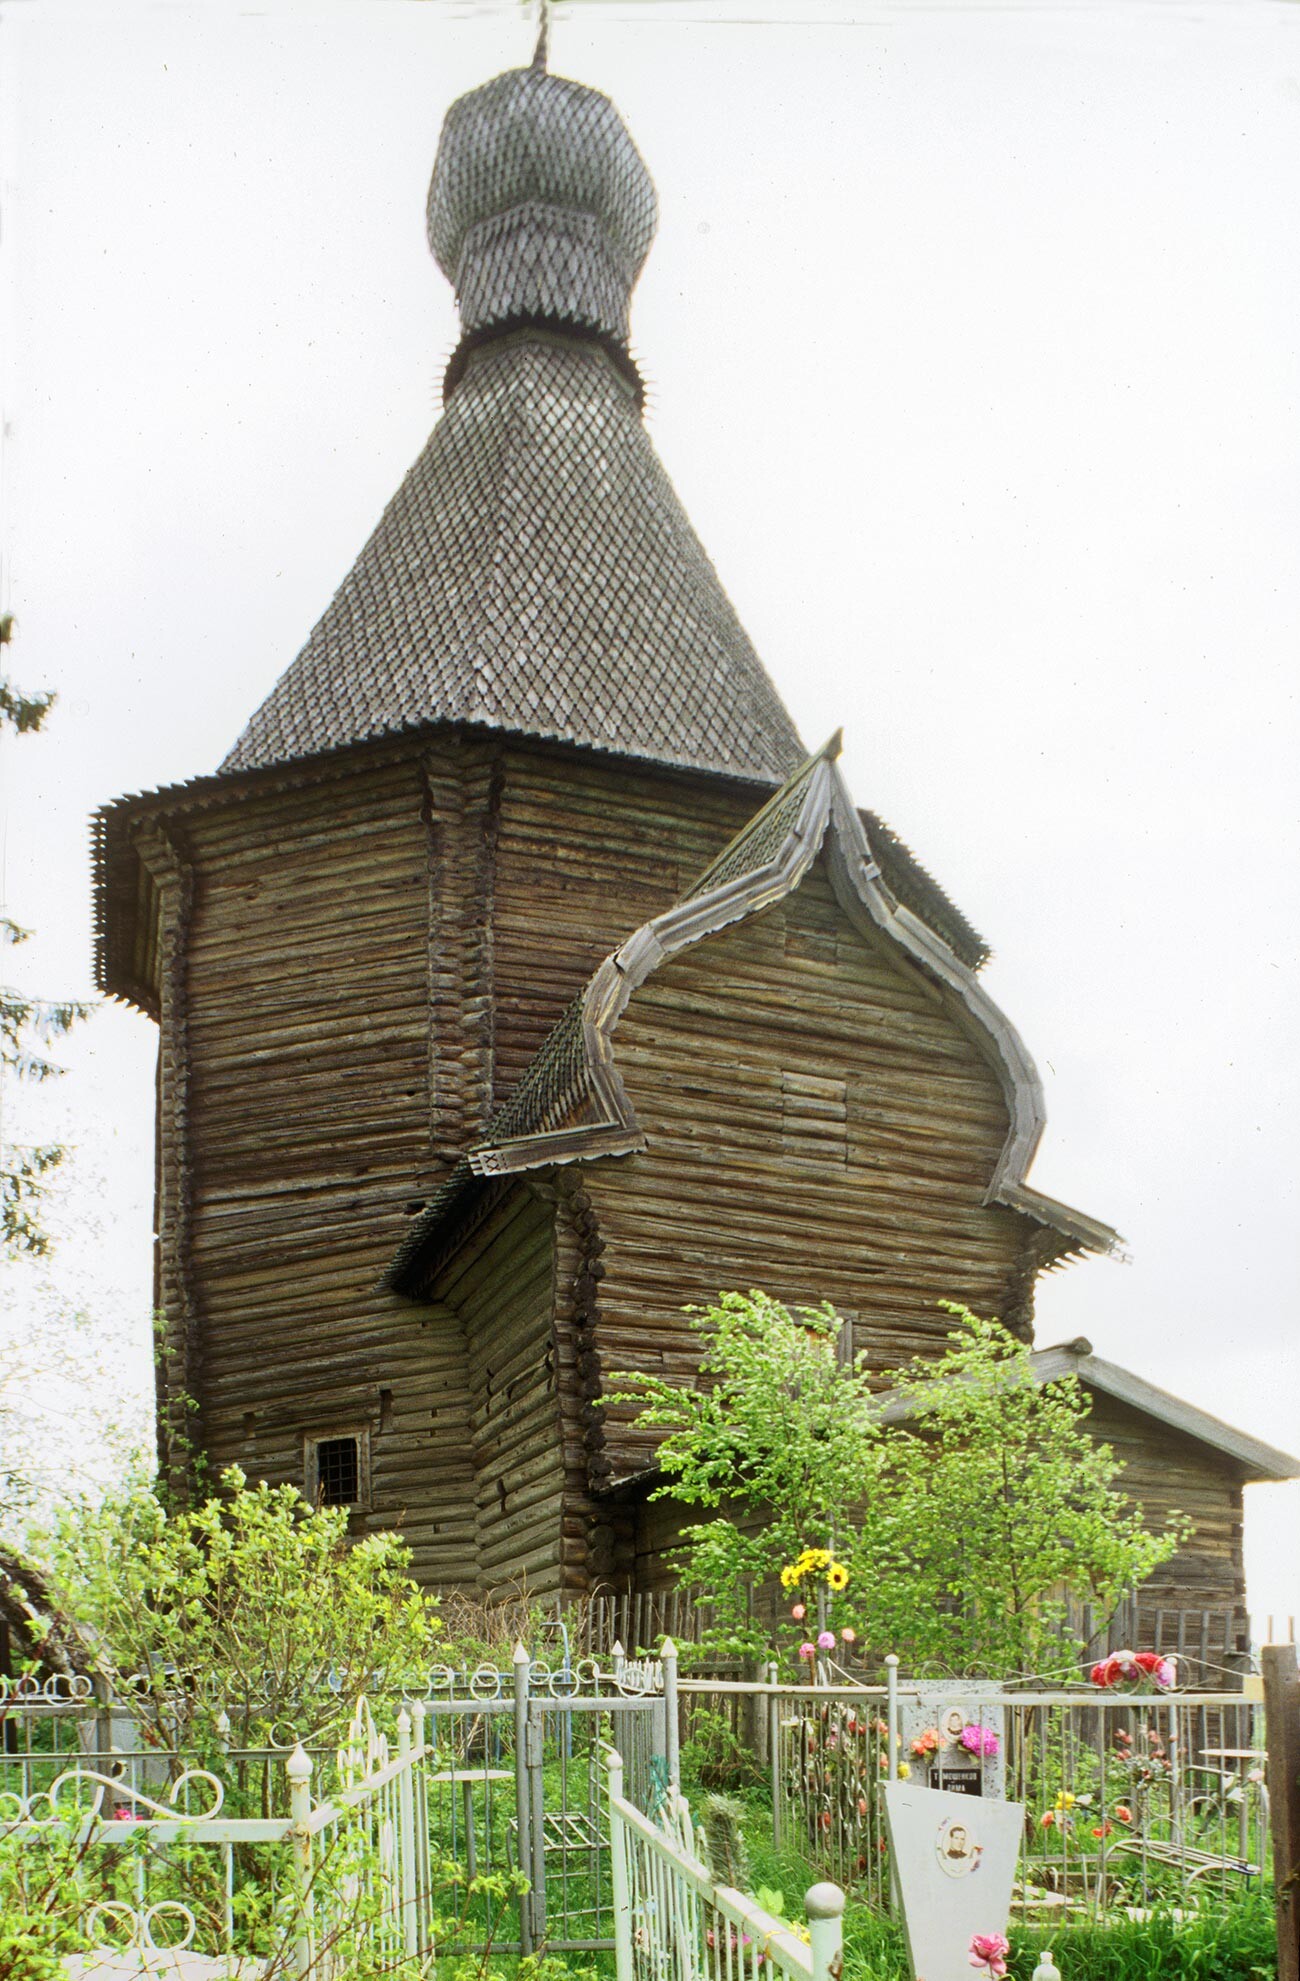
2, 0, 1297, 1631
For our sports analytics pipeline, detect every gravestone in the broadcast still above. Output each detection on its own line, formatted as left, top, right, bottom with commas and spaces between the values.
884, 1780, 1024, 1981
901, 1683, 1006, 1799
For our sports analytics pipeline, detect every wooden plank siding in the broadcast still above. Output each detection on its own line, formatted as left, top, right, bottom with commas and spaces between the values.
174, 752, 477, 1582
435, 1187, 566, 1596
144, 735, 760, 1587
587, 856, 1037, 1485
1085, 1393, 1248, 1621
489, 746, 755, 1102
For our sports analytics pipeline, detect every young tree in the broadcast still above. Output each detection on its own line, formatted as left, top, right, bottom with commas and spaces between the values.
861, 1306, 1190, 1677
46, 1466, 442, 1755
612, 1290, 884, 1655
621, 1292, 1188, 1677
1, 628, 90, 1257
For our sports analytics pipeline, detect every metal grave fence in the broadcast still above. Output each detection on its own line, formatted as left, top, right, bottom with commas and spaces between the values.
0, 1649, 670, 1962
606, 1744, 844, 1981
680, 1661, 1268, 1923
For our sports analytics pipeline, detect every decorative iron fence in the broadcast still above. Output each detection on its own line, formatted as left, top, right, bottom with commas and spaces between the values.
679, 1666, 1269, 1925
605, 1744, 844, 1981
0, 1652, 670, 1962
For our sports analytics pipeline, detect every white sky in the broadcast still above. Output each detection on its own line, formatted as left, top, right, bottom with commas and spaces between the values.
2, 0, 1297, 1630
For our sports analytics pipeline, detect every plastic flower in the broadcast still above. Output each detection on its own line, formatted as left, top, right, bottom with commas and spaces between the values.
798, 1642, 815, 1661
911, 1727, 940, 1758
897, 1761, 911, 1779
959, 1724, 1000, 1759
791, 1603, 806, 1620
1091, 1822, 1114, 1839
1114, 1804, 1133, 1824
1053, 1792, 1075, 1811
817, 1630, 835, 1651
1039, 1810, 1056, 1829
827, 1560, 850, 1591
968, 1932, 1010, 1976
840, 1626, 856, 1644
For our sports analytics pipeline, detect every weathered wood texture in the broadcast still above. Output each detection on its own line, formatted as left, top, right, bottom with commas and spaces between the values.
489, 745, 754, 1101
175, 753, 477, 1582
133, 819, 197, 1498
142, 736, 755, 1586
1085, 1391, 1249, 1654
1264, 1642, 1300, 1981
587, 856, 1035, 1485
434, 1187, 565, 1596
627, 1389, 1250, 1642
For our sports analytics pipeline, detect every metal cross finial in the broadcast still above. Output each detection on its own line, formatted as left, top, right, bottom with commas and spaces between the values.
532, 1, 550, 72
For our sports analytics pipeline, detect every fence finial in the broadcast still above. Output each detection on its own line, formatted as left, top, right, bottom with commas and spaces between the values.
804, 1881, 845, 1981
513, 1640, 530, 1664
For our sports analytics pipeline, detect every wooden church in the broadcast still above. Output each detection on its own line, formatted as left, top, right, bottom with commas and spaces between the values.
93, 46, 1295, 1624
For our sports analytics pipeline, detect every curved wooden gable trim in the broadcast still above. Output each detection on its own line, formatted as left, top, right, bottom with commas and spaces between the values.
463, 741, 1120, 1260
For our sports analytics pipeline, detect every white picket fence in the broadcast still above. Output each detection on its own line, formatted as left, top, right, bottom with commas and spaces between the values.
605, 1746, 843, 1981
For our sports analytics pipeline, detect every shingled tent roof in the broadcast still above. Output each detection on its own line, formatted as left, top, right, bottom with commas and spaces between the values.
385, 741, 1117, 1296
221, 60, 804, 787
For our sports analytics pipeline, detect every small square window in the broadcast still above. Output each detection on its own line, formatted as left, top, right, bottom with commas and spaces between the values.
305, 1429, 369, 1509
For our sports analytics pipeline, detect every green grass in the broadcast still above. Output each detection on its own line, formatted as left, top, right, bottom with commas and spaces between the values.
732, 1810, 1277, 1980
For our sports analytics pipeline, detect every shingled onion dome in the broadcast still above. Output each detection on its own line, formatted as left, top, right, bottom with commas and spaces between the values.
429, 58, 657, 386
221, 55, 804, 785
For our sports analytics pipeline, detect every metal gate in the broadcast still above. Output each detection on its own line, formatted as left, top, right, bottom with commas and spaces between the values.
413, 1643, 669, 1953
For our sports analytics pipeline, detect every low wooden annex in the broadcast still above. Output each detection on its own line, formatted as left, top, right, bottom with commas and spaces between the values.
93, 41, 1295, 1633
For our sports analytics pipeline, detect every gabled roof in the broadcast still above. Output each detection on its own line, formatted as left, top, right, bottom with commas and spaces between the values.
385, 737, 1117, 1295
880, 1337, 1300, 1484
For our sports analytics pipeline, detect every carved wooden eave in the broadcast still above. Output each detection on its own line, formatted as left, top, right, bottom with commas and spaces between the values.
385, 735, 1119, 1297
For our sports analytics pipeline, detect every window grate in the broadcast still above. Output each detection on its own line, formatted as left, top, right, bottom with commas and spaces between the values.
315, 1436, 360, 1507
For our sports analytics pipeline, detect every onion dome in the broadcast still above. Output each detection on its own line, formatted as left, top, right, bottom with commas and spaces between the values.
427, 62, 657, 354
220, 57, 804, 786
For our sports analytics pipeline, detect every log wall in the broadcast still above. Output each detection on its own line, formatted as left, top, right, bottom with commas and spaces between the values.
141, 735, 755, 1587
588, 856, 1035, 1491
434, 1187, 565, 1597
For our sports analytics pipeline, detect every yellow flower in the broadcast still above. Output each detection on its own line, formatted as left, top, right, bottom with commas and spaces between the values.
827, 1561, 849, 1591
1054, 1791, 1076, 1811
897, 1761, 911, 1780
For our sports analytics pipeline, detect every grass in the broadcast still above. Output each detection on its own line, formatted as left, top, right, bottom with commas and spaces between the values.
730, 1804, 1277, 1980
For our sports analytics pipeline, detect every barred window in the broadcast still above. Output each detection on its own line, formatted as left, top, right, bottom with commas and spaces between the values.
305, 1430, 369, 1509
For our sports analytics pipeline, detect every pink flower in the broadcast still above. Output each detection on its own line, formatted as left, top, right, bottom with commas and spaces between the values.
817, 1630, 835, 1651
791, 1604, 806, 1621
112, 1808, 144, 1822
799, 1642, 815, 1660
959, 1724, 1000, 1759
840, 1627, 856, 1643
969, 1932, 1010, 1976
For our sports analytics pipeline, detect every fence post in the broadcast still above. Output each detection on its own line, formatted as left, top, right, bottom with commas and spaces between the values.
885, 1654, 900, 1777
1263, 1641, 1300, 1981
396, 1708, 419, 1959
410, 1698, 432, 1956
805, 1880, 844, 1981
606, 1746, 634, 1981
662, 1637, 680, 1792
513, 1642, 533, 1956
287, 1744, 314, 1981
885, 1655, 901, 1914
768, 1660, 782, 1852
